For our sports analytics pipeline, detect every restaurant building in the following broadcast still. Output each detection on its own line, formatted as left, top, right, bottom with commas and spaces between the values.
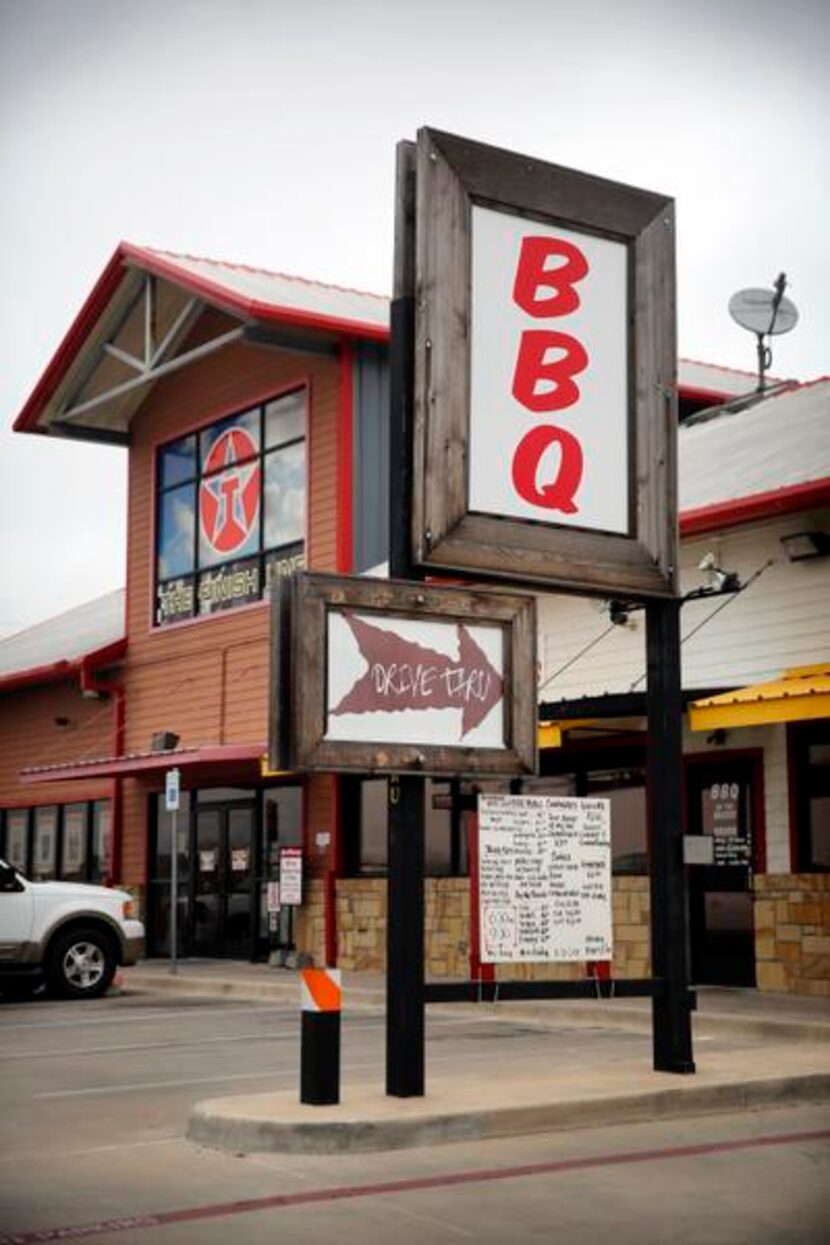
1, 244, 827, 993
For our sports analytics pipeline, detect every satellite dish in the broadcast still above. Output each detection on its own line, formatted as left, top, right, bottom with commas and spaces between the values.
729, 287, 799, 336
727, 273, 799, 391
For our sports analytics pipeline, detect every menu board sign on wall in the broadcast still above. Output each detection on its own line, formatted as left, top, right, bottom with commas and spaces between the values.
702, 782, 751, 866
478, 794, 612, 963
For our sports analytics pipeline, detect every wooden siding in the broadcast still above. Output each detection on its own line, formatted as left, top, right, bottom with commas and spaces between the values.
0, 680, 114, 809
537, 514, 829, 878
539, 512, 830, 700
305, 773, 335, 875
115, 311, 343, 887
121, 777, 153, 887
123, 310, 341, 757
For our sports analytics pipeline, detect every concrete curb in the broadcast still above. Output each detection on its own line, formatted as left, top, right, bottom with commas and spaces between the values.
123, 972, 386, 1010
187, 1071, 830, 1155
123, 972, 829, 1043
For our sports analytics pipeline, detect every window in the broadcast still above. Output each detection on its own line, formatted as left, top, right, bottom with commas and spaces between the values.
0, 802, 111, 882
61, 804, 89, 881
344, 779, 470, 877
32, 807, 58, 880
4, 810, 29, 873
155, 389, 307, 626
791, 721, 830, 871
539, 746, 648, 874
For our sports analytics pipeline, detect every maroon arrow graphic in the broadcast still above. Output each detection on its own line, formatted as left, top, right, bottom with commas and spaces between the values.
330, 613, 503, 737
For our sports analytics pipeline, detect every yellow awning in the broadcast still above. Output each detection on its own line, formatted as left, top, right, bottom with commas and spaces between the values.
260, 757, 295, 779
538, 722, 563, 749
689, 663, 830, 731
538, 719, 599, 749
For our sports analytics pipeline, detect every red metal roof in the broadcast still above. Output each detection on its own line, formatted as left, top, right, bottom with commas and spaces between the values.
678, 378, 830, 536
14, 241, 762, 438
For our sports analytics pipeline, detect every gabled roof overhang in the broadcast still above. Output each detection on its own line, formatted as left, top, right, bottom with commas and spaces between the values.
14, 242, 390, 444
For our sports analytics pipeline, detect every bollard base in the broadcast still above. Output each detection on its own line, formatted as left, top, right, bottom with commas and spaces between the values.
301, 1010, 341, 1106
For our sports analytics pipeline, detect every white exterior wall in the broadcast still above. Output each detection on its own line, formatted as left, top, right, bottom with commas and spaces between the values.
538, 510, 830, 876
539, 511, 830, 700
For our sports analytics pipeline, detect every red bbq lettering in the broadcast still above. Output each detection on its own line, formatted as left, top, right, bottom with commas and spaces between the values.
511, 425, 583, 512
512, 330, 588, 413
509, 235, 590, 515
512, 236, 589, 317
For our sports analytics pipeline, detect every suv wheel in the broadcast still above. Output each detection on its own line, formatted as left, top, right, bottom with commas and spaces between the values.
46, 927, 116, 999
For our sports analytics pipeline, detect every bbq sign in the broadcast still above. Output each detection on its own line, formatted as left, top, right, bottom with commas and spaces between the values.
411, 128, 678, 599
269, 573, 536, 776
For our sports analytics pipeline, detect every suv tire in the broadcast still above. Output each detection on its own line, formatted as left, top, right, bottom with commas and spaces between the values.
46, 927, 117, 999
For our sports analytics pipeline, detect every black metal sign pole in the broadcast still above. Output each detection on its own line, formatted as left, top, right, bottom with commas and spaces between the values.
645, 597, 695, 1074
386, 774, 425, 1096
385, 139, 426, 1097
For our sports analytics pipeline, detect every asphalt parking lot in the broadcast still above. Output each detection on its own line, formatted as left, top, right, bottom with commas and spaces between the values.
0, 989, 828, 1244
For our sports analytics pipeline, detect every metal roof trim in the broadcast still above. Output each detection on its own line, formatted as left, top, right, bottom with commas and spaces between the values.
19, 741, 265, 784
121, 244, 390, 341
13, 245, 129, 435
680, 477, 830, 537
0, 637, 127, 695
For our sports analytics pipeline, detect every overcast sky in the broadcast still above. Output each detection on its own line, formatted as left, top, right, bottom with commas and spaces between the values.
1, 0, 827, 638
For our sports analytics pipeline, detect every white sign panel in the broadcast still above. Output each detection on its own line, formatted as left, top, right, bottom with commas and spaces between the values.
479, 794, 612, 964
279, 847, 303, 906
165, 768, 180, 812
470, 206, 628, 534
325, 610, 505, 750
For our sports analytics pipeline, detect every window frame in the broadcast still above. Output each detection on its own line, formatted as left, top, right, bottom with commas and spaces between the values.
789, 720, 830, 873
154, 386, 308, 628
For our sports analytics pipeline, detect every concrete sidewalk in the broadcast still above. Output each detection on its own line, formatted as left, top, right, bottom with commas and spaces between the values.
123, 960, 830, 1155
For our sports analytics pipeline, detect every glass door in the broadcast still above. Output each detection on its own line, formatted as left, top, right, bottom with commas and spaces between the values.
191, 804, 256, 957
225, 807, 254, 958
686, 758, 757, 987
192, 809, 222, 955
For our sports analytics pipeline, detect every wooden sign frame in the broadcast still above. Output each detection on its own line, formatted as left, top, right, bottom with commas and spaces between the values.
411, 127, 678, 599
270, 572, 537, 777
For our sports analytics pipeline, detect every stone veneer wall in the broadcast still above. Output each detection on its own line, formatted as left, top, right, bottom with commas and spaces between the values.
332, 875, 652, 980
611, 876, 652, 978
335, 877, 469, 977
423, 878, 469, 978
336, 878, 385, 970
754, 874, 830, 997
296, 877, 327, 966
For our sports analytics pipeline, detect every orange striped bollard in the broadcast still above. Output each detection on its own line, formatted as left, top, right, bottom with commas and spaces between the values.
300, 968, 342, 1105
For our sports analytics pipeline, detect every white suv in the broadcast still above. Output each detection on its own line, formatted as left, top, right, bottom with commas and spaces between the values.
0, 857, 144, 1000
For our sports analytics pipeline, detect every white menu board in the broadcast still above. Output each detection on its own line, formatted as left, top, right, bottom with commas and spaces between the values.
479, 794, 612, 964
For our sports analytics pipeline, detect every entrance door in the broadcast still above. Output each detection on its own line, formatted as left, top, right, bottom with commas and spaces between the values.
686, 757, 758, 987
192, 804, 255, 958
